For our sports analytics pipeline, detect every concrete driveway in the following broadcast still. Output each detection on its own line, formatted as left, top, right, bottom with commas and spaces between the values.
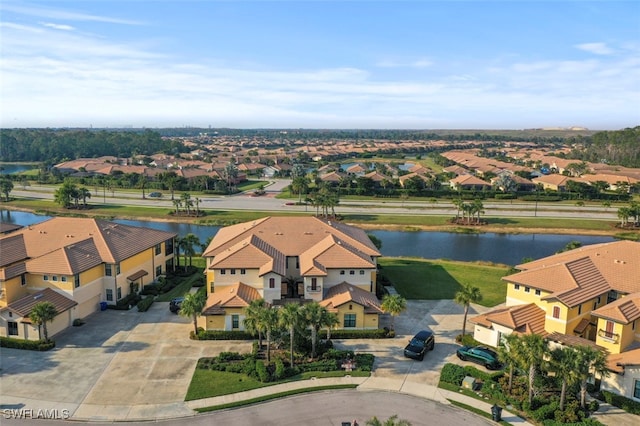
336, 300, 493, 386
0, 302, 251, 420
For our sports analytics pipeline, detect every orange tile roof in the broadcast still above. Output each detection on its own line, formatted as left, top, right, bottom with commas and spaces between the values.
592, 292, 640, 324
319, 282, 382, 314
0, 234, 27, 267
511, 241, 640, 295
5, 288, 77, 320
540, 257, 611, 307
471, 303, 547, 336
202, 282, 261, 315
210, 235, 286, 277
203, 217, 380, 277
606, 346, 640, 373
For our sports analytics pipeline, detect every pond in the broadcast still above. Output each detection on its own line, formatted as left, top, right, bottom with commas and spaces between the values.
0, 210, 617, 266
0, 164, 37, 175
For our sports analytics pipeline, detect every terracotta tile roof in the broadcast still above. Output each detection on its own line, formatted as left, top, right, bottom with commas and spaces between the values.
573, 318, 592, 334
547, 332, 606, 351
592, 292, 640, 324
3, 217, 177, 265
127, 269, 149, 281
450, 174, 490, 186
0, 233, 27, 267
5, 288, 77, 320
319, 282, 382, 314
26, 237, 104, 275
0, 262, 27, 280
203, 217, 380, 264
202, 282, 261, 315
532, 174, 588, 186
606, 346, 640, 373
540, 257, 611, 307
471, 303, 547, 336
210, 235, 286, 277
511, 241, 640, 295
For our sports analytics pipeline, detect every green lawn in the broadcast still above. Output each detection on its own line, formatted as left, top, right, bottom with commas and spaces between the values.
379, 257, 509, 307
185, 368, 366, 401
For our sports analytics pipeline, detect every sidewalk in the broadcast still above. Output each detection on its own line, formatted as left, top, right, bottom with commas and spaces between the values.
185, 376, 535, 426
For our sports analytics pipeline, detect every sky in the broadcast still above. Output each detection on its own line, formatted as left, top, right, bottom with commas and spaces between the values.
1, 1, 639, 130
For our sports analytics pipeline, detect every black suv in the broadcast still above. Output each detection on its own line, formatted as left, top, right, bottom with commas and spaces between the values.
404, 330, 435, 361
169, 297, 184, 314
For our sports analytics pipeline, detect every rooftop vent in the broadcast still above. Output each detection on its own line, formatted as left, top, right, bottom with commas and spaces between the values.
33, 294, 43, 300
614, 259, 626, 265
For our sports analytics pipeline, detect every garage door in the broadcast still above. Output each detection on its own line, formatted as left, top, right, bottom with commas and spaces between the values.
78, 294, 101, 318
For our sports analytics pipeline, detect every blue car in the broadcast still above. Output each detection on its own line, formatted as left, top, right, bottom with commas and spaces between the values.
456, 345, 502, 370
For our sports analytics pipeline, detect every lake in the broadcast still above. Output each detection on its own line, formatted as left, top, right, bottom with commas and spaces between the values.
0, 210, 617, 266
0, 164, 36, 175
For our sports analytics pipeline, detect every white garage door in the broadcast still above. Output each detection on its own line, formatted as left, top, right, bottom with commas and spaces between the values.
78, 294, 101, 318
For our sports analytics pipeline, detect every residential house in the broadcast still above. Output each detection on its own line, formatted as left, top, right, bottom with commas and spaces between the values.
200, 217, 382, 331
449, 175, 491, 191
0, 218, 176, 340
471, 240, 640, 401
531, 174, 588, 192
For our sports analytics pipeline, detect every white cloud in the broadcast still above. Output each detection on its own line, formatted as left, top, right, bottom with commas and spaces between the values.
40, 22, 75, 31
575, 42, 614, 55
1, 3, 144, 25
376, 58, 433, 68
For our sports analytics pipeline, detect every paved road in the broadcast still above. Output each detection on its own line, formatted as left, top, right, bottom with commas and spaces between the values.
10, 181, 619, 220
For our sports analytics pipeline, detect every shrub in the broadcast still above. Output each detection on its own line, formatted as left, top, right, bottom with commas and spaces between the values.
274, 358, 286, 380
195, 330, 254, 340
242, 358, 257, 377
217, 352, 246, 362
354, 353, 375, 371
72, 318, 85, 326
600, 390, 640, 415
440, 363, 466, 386
0, 337, 55, 351
140, 284, 159, 296
532, 401, 559, 422
588, 399, 599, 412
297, 359, 339, 372
457, 334, 482, 347
256, 360, 270, 382
328, 329, 390, 339
463, 365, 502, 382
136, 297, 154, 312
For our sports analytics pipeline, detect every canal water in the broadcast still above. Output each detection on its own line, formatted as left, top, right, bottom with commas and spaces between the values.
0, 210, 617, 266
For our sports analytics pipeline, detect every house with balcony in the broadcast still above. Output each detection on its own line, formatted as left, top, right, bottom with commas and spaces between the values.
200, 217, 382, 331
470, 240, 640, 401
0, 217, 176, 340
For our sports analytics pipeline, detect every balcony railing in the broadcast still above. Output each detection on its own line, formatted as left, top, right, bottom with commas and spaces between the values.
306, 286, 321, 293
598, 329, 619, 343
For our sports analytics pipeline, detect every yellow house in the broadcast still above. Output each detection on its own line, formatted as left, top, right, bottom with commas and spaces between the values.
200, 217, 381, 330
0, 217, 176, 340
471, 240, 640, 402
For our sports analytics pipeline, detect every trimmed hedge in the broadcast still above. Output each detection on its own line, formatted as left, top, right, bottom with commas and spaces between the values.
439, 363, 466, 386
193, 329, 254, 340
0, 336, 55, 351
136, 296, 155, 312
600, 390, 640, 415
328, 329, 391, 339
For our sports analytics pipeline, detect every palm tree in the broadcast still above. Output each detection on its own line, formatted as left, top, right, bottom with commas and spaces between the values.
29, 301, 58, 342
263, 306, 279, 363
181, 233, 201, 268
380, 294, 407, 331
453, 284, 482, 337
617, 206, 631, 227
138, 174, 148, 199
574, 345, 610, 409
514, 333, 548, 406
550, 346, 580, 410
78, 187, 91, 208
366, 414, 412, 426
180, 192, 192, 215
194, 197, 201, 216
497, 333, 521, 393
179, 291, 207, 335
324, 311, 340, 340
291, 176, 309, 204
452, 199, 463, 222
472, 199, 484, 224
301, 302, 330, 358
244, 299, 268, 349
0, 177, 14, 201
278, 303, 301, 367
172, 198, 182, 215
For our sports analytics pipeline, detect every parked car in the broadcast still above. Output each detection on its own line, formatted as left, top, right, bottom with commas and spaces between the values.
169, 297, 184, 313
148, 192, 162, 198
456, 345, 502, 370
403, 330, 435, 361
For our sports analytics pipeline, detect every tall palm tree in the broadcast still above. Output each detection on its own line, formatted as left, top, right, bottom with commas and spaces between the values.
263, 306, 279, 363
244, 299, 268, 349
29, 301, 58, 342
550, 346, 580, 410
497, 333, 521, 393
514, 333, 548, 406
324, 311, 340, 340
301, 302, 330, 358
180, 192, 192, 215
472, 199, 484, 224
380, 294, 407, 331
181, 233, 201, 268
278, 303, 301, 367
179, 291, 207, 335
574, 345, 610, 409
453, 284, 482, 337
78, 187, 91, 208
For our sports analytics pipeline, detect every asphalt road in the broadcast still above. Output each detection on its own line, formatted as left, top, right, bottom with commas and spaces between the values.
10, 180, 619, 220
2, 390, 493, 426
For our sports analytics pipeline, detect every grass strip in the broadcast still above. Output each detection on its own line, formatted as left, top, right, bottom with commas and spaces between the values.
194, 385, 358, 413
448, 400, 512, 426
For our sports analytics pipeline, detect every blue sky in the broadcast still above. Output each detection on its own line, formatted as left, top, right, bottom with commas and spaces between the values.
1, 1, 638, 129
